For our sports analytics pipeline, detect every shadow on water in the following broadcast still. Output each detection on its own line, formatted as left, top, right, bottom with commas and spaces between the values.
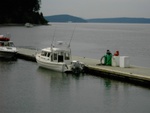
37, 66, 150, 90
37, 66, 85, 80
37, 67, 65, 76
0, 57, 18, 62
0, 58, 17, 67
90, 72, 150, 90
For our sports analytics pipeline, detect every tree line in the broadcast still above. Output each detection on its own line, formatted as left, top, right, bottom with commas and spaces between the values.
0, 0, 47, 24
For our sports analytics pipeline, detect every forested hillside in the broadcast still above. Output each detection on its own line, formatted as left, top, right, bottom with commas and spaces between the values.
0, 0, 47, 24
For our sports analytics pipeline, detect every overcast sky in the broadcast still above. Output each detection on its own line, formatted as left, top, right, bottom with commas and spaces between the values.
40, 0, 150, 19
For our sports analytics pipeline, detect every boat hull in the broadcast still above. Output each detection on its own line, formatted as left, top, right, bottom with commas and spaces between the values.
36, 57, 71, 72
0, 51, 17, 59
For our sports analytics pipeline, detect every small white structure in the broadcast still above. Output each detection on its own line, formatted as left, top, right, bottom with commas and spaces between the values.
119, 56, 130, 68
112, 56, 120, 67
25, 23, 33, 27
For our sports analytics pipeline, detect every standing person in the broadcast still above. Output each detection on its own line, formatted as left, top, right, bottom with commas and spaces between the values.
100, 50, 112, 66
106, 50, 112, 55
105, 50, 112, 66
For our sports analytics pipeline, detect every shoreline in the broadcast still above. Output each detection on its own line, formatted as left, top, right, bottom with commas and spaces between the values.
0, 23, 50, 27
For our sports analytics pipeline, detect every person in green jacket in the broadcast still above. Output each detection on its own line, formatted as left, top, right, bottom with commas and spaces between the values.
100, 50, 112, 66
104, 50, 112, 66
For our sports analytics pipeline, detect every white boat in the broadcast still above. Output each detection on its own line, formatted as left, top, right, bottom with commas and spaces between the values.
25, 23, 33, 27
36, 41, 84, 73
36, 41, 72, 72
0, 35, 17, 59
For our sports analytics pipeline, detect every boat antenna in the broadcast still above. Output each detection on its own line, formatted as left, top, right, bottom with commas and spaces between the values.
51, 26, 56, 47
6, 32, 11, 38
68, 25, 76, 48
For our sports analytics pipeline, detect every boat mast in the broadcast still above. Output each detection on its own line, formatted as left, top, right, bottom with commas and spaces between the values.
50, 27, 57, 61
51, 27, 56, 48
68, 26, 76, 48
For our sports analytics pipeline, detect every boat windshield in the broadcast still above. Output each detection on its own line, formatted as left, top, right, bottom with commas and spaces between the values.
9, 42, 15, 47
65, 53, 70, 60
0, 42, 15, 47
41, 51, 51, 57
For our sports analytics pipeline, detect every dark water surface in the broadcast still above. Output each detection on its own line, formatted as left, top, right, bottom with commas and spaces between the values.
0, 23, 150, 113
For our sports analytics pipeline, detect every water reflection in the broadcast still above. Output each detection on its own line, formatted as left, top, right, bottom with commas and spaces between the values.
0, 59, 17, 75
104, 79, 111, 90
0, 59, 150, 113
36, 67, 81, 112
37, 66, 85, 80
37, 67, 133, 112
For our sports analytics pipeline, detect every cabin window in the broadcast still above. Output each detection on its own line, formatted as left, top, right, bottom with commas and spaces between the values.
51, 55, 53, 61
0, 42, 4, 46
54, 53, 57, 60
9, 42, 15, 47
59, 52, 63, 55
4, 42, 8, 46
47, 52, 50, 57
58, 55, 63, 62
65, 53, 70, 60
41, 51, 47, 56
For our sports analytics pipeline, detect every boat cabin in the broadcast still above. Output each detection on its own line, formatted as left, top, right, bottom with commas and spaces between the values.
0, 41, 15, 47
40, 47, 71, 64
0, 36, 15, 47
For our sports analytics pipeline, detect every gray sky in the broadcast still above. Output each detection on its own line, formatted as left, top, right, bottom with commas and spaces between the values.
40, 0, 150, 19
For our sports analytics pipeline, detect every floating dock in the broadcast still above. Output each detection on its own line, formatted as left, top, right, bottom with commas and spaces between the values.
17, 48, 150, 86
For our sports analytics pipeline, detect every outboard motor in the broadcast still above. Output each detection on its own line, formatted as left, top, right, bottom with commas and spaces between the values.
71, 60, 85, 74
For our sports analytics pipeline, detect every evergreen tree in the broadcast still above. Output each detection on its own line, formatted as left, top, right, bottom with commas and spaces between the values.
0, 0, 47, 24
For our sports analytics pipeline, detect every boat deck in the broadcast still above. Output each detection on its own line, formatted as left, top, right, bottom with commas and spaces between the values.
17, 48, 150, 85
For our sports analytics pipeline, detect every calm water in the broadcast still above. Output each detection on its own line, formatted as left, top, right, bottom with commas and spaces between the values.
0, 23, 150, 113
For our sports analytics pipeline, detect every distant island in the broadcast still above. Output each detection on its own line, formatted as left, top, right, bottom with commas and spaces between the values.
45, 14, 150, 24
44, 14, 87, 23
87, 17, 150, 23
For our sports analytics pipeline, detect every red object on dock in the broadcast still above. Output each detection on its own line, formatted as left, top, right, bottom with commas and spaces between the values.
114, 51, 119, 56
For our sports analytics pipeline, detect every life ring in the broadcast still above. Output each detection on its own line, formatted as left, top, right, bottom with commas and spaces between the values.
100, 55, 105, 65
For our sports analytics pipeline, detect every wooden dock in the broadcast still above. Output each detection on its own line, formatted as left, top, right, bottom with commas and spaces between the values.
17, 48, 150, 85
